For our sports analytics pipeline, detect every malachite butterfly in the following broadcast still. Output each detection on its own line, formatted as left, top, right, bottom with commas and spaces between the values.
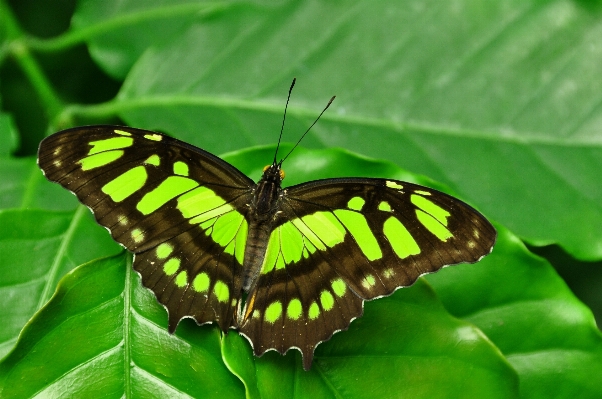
37, 87, 496, 370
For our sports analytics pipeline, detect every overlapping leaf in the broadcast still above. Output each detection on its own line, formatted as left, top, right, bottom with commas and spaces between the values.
426, 226, 602, 398
0, 209, 120, 359
63, 0, 602, 260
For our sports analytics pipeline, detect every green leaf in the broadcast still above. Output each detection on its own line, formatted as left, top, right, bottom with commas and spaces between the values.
427, 226, 602, 399
66, 0, 602, 260
223, 144, 433, 188
2, 146, 601, 398
0, 253, 245, 398
71, 1, 227, 79
0, 156, 78, 211
0, 208, 120, 359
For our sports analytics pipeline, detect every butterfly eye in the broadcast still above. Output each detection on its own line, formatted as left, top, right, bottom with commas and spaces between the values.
280, 169, 285, 180
263, 165, 270, 172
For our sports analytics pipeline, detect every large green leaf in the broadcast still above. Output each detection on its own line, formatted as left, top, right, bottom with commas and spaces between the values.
1, 147, 601, 398
0, 253, 245, 398
58, 0, 602, 260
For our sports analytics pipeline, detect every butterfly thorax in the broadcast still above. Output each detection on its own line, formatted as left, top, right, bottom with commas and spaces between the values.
241, 163, 284, 292
251, 163, 284, 218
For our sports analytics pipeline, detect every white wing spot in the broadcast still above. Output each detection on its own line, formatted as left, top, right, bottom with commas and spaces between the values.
131, 228, 144, 244
473, 229, 480, 239
53, 160, 62, 167
362, 274, 376, 289
468, 241, 476, 249
383, 268, 395, 279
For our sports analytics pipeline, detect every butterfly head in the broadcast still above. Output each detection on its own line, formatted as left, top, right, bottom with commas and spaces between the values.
254, 162, 285, 216
262, 163, 285, 183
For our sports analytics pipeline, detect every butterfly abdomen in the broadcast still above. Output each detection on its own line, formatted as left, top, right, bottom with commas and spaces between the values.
240, 164, 285, 292
241, 220, 272, 293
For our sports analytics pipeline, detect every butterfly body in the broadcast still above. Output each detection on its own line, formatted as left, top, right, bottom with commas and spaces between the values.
38, 125, 496, 370
241, 163, 284, 292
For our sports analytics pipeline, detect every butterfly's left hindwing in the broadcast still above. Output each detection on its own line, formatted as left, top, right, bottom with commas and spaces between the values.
38, 126, 254, 331
239, 178, 496, 369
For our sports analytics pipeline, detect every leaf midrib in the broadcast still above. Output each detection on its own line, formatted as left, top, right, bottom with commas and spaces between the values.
73, 95, 602, 148
123, 255, 133, 397
36, 205, 86, 310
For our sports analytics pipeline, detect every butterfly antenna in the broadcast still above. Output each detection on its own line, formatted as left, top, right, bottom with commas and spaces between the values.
279, 95, 335, 165
274, 78, 297, 164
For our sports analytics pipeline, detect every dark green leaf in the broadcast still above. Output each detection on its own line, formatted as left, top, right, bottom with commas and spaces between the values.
0, 253, 245, 398
71, 0, 231, 79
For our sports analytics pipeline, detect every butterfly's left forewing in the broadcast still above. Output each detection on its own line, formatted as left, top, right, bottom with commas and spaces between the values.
38, 126, 255, 331
239, 178, 496, 369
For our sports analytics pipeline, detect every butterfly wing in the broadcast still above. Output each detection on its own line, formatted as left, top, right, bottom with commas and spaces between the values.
38, 126, 254, 332
238, 178, 496, 369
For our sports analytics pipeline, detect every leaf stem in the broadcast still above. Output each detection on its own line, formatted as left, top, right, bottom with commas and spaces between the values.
25, 3, 229, 53
1, 0, 64, 126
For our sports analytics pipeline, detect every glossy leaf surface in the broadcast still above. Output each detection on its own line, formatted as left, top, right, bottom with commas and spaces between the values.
66, 0, 602, 260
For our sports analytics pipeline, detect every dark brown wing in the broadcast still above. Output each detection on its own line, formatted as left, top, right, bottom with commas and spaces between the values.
239, 178, 496, 369
38, 125, 254, 332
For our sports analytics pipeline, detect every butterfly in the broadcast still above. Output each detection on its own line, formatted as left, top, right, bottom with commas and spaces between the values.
37, 84, 496, 370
